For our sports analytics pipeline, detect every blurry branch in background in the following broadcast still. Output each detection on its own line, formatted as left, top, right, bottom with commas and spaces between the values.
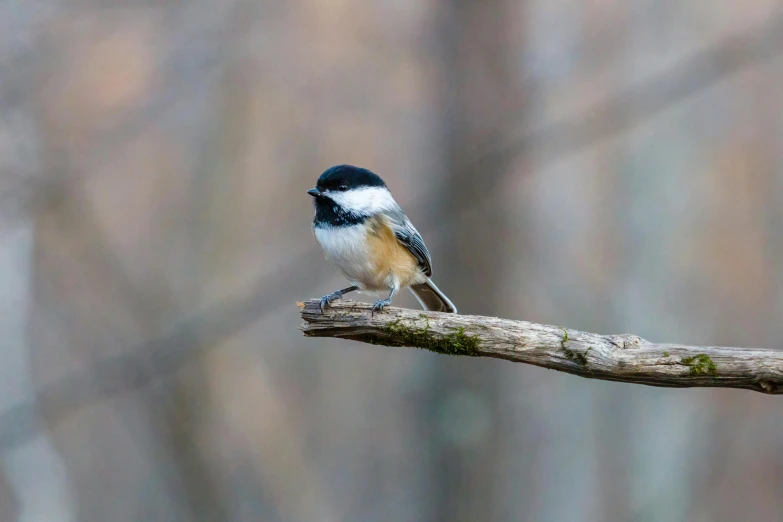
0, 260, 322, 451
0, 13, 782, 456
300, 300, 783, 395
499, 11, 783, 167
4, 10, 783, 226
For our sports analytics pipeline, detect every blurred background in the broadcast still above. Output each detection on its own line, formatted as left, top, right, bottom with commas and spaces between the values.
1, 1, 782, 521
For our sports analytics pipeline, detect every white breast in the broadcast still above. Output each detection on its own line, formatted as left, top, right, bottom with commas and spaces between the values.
313, 225, 375, 289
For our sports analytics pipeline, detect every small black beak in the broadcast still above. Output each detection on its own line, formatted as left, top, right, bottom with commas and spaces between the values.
307, 187, 321, 198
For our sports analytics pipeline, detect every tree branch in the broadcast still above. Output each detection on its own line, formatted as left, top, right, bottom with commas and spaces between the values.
299, 300, 783, 395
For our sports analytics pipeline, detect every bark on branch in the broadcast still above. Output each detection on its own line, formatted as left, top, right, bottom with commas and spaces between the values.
299, 300, 783, 395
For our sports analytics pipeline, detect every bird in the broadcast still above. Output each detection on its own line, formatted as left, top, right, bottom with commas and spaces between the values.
307, 164, 457, 315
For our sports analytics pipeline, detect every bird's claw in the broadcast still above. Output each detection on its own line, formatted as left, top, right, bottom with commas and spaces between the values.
371, 298, 392, 316
319, 292, 341, 313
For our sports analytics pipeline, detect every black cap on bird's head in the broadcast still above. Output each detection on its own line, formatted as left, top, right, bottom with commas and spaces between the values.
307, 165, 386, 198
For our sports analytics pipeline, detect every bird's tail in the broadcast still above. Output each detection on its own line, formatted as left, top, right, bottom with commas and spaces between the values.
410, 279, 458, 314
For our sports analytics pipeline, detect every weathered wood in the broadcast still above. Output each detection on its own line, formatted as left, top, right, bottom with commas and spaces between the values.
299, 300, 783, 394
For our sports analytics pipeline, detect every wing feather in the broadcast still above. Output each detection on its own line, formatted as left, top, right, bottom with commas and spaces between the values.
384, 209, 432, 277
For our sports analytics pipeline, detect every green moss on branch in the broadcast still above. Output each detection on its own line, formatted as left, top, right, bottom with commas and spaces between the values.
681, 354, 717, 376
382, 319, 480, 356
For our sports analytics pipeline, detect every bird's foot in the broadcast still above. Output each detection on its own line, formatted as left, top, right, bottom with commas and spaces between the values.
371, 298, 393, 316
319, 292, 344, 313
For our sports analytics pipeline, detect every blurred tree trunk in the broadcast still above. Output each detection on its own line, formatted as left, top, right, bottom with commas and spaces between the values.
427, 1, 524, 520
0, 224, 75, 522
0, 4, 75, 520
25, 8, 234, 521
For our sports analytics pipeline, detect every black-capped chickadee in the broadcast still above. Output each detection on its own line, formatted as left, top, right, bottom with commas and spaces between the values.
308, 165, 457, 315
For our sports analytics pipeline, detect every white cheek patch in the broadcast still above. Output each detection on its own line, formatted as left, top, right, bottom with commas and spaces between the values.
327, 187, 397, 215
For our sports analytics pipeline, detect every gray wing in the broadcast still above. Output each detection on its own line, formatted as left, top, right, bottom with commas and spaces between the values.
385, 209, 433, 277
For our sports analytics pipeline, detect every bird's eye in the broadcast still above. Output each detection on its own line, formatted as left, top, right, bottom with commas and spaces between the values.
338, 183, 349, 191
